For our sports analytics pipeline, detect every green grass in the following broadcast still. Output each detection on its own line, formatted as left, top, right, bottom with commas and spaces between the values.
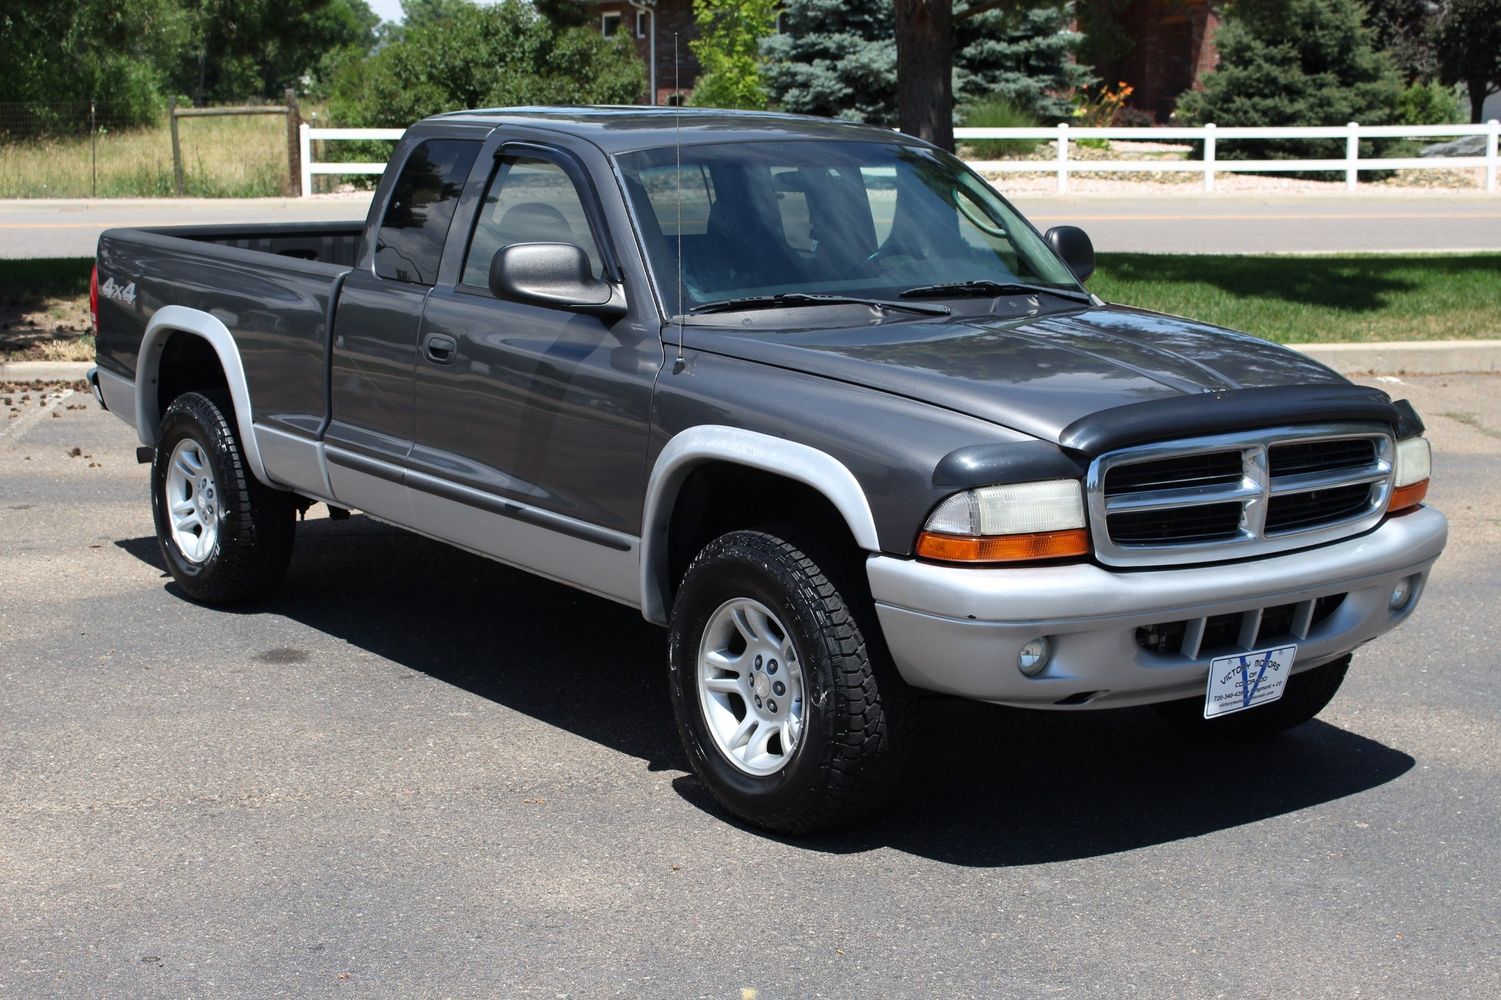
0, 258, 94, 361
0, 112, 297, 198
1091, 252, 1501, 343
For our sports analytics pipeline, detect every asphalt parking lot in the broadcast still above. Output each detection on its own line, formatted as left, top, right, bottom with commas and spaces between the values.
3, 374, 1499, 998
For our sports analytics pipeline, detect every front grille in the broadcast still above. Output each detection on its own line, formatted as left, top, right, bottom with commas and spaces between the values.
1089, 425, 1394, 567
1135, 593, 1348, 659
1109, 502, 1242, 544
1266, 483, 1373, 533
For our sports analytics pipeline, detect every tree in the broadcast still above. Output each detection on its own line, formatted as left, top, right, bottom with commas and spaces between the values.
1175, 0, 1403, 160
0, 0, 189, 127
1434, 0, 1501, 122
893, 0, 955, 148
765, 0, 1083, 128
689, 0, 779, 109
955, 4, 1090, 120
174, 0, 379, 105
761, 0, 898, 123
1363, 0, 1440, 82
327, 0, 644, 127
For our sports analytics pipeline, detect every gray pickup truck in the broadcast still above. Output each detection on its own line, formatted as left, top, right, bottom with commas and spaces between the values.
89, 108, 1447, 833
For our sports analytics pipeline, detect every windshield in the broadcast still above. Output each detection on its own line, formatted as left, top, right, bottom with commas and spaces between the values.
614, 139, 1082, 318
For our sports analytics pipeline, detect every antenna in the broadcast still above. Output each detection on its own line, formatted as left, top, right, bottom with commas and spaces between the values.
672, 33, 686, 374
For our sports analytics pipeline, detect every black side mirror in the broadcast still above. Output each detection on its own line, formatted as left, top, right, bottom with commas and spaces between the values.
1044, 225, 1095, 283
488, 243, 626, 319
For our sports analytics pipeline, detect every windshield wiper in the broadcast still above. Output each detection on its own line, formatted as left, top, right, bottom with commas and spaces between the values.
899, 280, 1091, 304
689, 292, 950, 316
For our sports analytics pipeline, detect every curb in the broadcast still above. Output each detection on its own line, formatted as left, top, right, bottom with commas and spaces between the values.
1291, 340, 1501, 377
0, 361, 92, 383
4, 344, 1500, 385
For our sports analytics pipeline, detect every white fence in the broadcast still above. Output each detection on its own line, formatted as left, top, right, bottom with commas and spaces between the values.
300, 120, 1501, 196
958, 121, 1501, 193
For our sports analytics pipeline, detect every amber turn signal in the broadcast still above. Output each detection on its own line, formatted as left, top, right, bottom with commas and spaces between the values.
1388, 478, 1429, 514
915, 527, 1090, 564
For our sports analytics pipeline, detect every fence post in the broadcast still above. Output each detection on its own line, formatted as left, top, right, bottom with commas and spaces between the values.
1203, 123, 1216, 193
283, 88, 301, 198
1056, 122, 1069, 194
299, 123, 313, 198
169, 96, 184, 196
1345, 121, 1359, 191
1487, 119, 1499, 194
89, 100, 97, 199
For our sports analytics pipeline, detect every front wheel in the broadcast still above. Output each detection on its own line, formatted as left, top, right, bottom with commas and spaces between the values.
150, 391, 295, 605
668, 528, 907, 834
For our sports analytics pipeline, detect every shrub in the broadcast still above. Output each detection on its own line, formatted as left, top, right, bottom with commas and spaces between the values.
1396, 81, 1463, 125
956, 96, 1042, 158
1175, 0, 1403, 161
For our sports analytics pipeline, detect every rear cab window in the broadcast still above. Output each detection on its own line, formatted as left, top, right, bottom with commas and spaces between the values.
374, 138, 482, 285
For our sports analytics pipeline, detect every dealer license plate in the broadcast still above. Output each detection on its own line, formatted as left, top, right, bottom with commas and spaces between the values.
1204, 645, 1298, 719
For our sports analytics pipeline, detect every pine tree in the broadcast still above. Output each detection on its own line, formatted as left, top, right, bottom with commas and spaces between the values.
1175, 0, 1403, 159
763, 0, 1087, 127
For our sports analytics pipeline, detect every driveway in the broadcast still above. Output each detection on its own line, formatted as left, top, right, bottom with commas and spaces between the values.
2, 374, 1498, 997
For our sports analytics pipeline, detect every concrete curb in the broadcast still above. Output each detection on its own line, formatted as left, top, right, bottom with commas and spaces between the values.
1291, 340, 1501, 376
4, 343, 1500, 385
0, 361, 92, 383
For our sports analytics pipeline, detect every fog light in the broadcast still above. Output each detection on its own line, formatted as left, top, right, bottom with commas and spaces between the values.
1017, 637, 1052, 676
1390, 577, 1414, 611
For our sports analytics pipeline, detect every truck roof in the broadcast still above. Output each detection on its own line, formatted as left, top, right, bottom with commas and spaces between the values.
424, 106, 916, 154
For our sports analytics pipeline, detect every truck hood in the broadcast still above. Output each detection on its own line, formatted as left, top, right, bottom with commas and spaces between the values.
683, 304, 1352, 446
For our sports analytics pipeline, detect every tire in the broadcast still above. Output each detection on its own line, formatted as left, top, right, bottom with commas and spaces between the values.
1151, 654, 1351, 739
668, 527, 908, 835
150, 391, 295, 605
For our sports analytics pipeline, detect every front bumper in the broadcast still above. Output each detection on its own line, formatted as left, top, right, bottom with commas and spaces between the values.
866, 505, 1447, 709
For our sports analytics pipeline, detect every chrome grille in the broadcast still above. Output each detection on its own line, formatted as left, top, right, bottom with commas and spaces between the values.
1087, 425, 1393, 567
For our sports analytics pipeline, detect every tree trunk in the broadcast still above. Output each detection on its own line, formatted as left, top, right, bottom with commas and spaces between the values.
894, 0, 954, 151
1469, 81, 1486, 124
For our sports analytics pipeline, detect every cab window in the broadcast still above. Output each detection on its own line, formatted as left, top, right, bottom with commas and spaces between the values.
373, 138, 481, 285
461, 157, 603, 289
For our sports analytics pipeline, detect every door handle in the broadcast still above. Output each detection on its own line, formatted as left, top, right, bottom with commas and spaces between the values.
424, 334, 457, 365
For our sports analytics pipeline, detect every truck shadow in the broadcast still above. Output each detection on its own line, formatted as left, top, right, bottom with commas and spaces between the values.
118, 514, 1414, 868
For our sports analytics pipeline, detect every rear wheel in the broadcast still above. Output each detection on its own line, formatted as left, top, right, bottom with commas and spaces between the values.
668, 527, 907, 834
1152, 655, 1351, 739
150, 391, 295, 605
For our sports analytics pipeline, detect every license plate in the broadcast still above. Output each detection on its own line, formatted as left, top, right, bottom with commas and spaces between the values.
1204, 644, 1297, 719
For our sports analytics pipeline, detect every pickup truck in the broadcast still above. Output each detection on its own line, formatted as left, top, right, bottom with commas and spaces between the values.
88, 107, 1447, 834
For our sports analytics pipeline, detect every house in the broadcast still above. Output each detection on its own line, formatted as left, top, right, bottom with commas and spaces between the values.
590, 0, 702, 105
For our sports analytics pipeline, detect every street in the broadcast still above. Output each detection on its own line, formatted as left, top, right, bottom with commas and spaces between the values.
2, 374, 1498, 997
2, 191, 1500, 257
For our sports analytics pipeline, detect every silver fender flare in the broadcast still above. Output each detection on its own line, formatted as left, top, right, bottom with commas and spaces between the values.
639, 425, 881, 625
135, 305, 272, 487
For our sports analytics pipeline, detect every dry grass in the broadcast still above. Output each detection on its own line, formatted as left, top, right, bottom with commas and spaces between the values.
1, 258, 94, 362
0, 111, 296, 198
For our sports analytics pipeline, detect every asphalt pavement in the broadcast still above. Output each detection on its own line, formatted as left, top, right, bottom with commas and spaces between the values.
2, 374, 1498, 997
2, 191, 1499, 258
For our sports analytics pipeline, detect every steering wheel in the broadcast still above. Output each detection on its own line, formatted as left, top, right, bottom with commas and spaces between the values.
866, 242, 926, 265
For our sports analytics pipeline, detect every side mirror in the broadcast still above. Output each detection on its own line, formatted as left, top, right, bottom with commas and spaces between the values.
488, 243, 626, 319
1044, 225, 1095, 283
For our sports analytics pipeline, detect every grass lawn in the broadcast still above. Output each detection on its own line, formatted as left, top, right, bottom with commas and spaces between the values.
1091, 252, 1501, 343
0, 258, 94, 362
3, 252, 1497, 361
0, 112, 294, 199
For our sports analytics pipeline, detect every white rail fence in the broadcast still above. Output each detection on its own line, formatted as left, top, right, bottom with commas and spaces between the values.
300, 121, 1501, 196
958, 121, 1500, 193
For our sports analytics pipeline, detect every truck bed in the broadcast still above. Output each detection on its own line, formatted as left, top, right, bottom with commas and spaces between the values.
94, 220, 364, 442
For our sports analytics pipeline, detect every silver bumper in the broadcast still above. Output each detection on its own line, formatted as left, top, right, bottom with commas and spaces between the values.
866, 505, 1448, 709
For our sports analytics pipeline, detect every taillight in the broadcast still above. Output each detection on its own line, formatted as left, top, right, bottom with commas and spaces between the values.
90, 264, 99, 334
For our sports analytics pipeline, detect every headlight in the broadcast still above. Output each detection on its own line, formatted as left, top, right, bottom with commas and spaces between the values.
916, 479, 1089, 563
1389, 436, 1431, 513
